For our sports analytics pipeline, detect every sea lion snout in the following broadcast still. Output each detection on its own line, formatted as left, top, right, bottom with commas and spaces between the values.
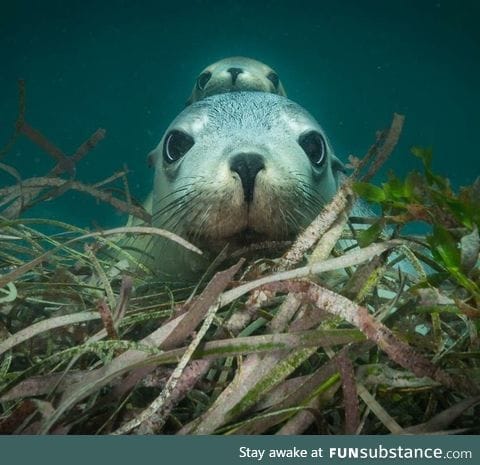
229, 153, 265, 203
227, 67, 243, 85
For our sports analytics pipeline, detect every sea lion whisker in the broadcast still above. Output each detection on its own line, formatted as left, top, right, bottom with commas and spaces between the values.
156, 203, 194, 233
164, 197, 201, 232
282, 208, 300, 238
178, 200, 212, 244
153, 190, 202, 221
296, 182, 329, 209
153, 185, 194, 207
279, 207, 294, 237
189, 205, 213, 243
174, 192, 212, 233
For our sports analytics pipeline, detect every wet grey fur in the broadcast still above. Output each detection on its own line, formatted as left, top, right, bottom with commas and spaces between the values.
131, 92, 363, 280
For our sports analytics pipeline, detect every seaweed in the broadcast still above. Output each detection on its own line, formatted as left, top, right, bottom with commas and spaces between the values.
0, 84, 479, 435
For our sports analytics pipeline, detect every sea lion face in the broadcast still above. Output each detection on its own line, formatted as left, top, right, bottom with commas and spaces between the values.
151, 92, 343, 253
186, 56, 286, 105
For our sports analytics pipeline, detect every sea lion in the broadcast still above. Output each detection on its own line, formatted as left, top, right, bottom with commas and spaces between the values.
141, 91, 344, 279
186, 56, 286, 105
142, 57, 287, 214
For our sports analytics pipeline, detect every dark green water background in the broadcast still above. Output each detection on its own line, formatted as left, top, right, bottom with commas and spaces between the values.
1, 0, 479, 228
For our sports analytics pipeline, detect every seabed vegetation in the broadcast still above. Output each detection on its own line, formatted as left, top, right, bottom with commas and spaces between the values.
0, 81, 479, 435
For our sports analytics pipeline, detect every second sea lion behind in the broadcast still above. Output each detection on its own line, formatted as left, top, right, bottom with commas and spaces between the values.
186, 56, 286, 105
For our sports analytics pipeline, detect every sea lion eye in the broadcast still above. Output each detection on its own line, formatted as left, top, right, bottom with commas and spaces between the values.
298, 131, 326, 166
163, 130, 194, 163
267, 72, 279, 89
196, 71, 212, 90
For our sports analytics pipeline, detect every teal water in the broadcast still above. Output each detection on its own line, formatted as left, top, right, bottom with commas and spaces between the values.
1, 0, 479, 228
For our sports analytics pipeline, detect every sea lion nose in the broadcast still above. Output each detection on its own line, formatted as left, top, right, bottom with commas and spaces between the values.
230, 153, 265, 203
227, 67, 243, 85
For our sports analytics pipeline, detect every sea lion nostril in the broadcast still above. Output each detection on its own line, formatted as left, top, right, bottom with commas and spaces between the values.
227, 67, 244, 85
230, 153, 265, 203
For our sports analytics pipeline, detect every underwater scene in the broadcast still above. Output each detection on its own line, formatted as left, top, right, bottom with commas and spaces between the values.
0, 0, 479, 434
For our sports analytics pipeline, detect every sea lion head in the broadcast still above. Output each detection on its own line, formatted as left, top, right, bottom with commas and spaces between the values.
150, 92, 344, 263
186, 56, 286, 105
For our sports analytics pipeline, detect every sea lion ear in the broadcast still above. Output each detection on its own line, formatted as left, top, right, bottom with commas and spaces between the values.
277, 81, 287, 97
330, 154, 347, 187
147, 149, 158, 168
331, 154, 346, 174
185, 87, 198, 106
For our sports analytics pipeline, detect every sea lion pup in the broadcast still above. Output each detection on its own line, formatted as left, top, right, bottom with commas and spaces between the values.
139, 91, 345, 280
186, 56, 286, 105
